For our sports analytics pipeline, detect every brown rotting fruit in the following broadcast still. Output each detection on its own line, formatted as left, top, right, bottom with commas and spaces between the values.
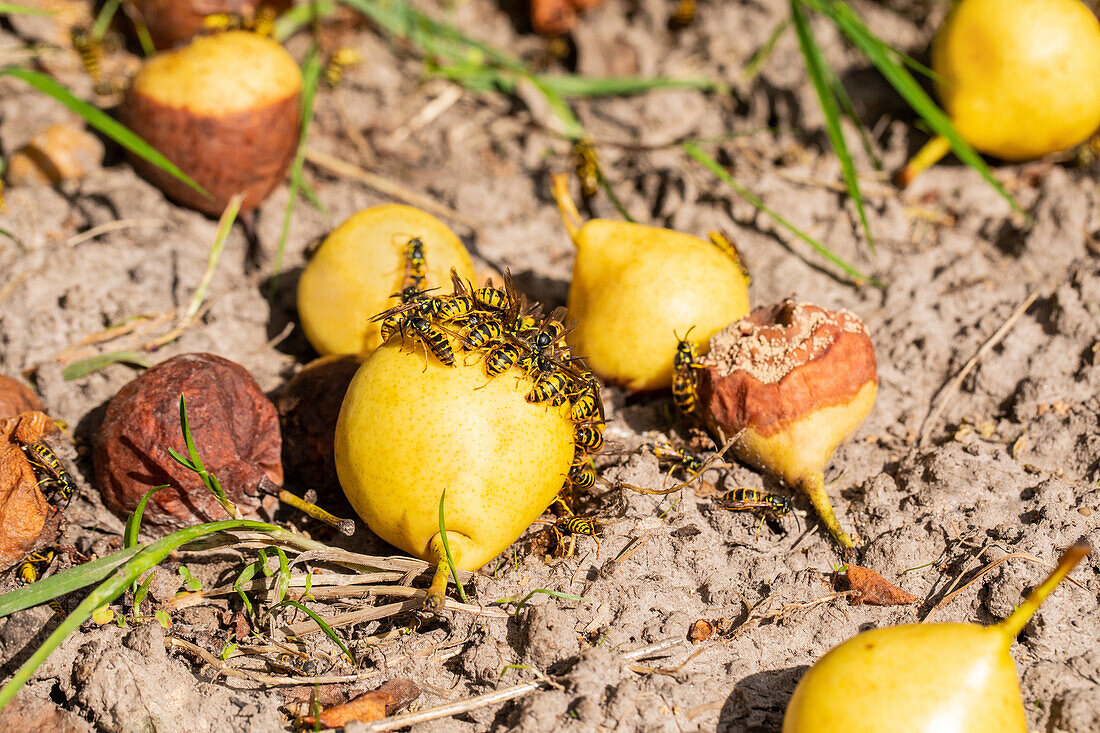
0, 376, 44, 421
119, 30, 301, 215
94, 353, 283, 535
696, 299, 878, 555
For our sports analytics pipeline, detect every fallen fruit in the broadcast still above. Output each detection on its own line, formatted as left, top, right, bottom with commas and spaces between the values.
119, 30, 302, 215
0, 375, 44, 421
94, 353, 283, 535
696, 299, 877, 554
297, 204, 476, 356
552, 174, 750, 391
335, 274, 594, 606
899, 0, 1100, 183
128, 0, 291, 50
277, 354, 363, 497
5, 123, 104, 187
783, 544, 1090, 732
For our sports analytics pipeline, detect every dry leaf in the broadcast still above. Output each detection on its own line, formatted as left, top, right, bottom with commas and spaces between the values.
0, 376, 44, 421
0, 411, 56, 570
837, 565, 919, 606
689, 619, 715, 643
302, 690, 392, 728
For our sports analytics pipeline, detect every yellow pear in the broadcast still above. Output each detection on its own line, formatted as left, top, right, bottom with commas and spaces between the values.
296, 205, 476, 356
552, 175, 750, 391
335, 343, 575, 604
901, 0, 1100, 182
783, 544, 1089, 733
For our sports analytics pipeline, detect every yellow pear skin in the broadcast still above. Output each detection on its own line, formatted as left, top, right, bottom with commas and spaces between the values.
297, 205, 476, 356
783, 545, 1089, 733
932, 0, 1100, 161
567, 219, 750, 391
334, 343, 575, 573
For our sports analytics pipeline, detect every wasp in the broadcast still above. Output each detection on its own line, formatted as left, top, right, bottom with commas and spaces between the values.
483, 341, 522, 376
549, 514, 603, 557
324, 47, 363, 87
708, 230, 750, 283
202, 13, 246, 32
474, 285, 509, 312
573, 423, 604, 452
17, 550, 55, 585
669, 0, 697, 29
405, 316, 455, 366
23, 442, 77, 508
435, 295, 477, 324
70, 28, 102, 83
671, 328, 705, 414
716, 488, 793, 537
250, 5, 277, 37
569, 381, 603, 422
568, 461, 596, 490
527, 370, 572, 405
461, 319, 503, 351
572, 138, 600, 199
400, 236, 428, 290
644, 441, 703, 475
274, 652, 325, 676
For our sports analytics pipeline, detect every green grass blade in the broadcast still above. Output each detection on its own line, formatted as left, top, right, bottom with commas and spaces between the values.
0, 68, 207, 199
535, 74, 722, 97
437, 490, 467, 603
91, 0, 120, 40
274, 0, 338, 40
0, 2, 53, 14
125, 486, 168, 549
133, 573, 155, 606
276, 600, 355, 664
187, 193, 241, 319
0, 544, 146, 617
0, 225, 23, 252
234, 559, 259, 615
803, 0, 1023, 215
61, 350, 152, 380
684, 141, 881, 286
791, 0, 874, 251
491, 589, 591, 611
744, 18, 790, 82
0, 519, 281, 712
825, 62, 879, 168
272, 547, 290, 605
271, 43, 322, 298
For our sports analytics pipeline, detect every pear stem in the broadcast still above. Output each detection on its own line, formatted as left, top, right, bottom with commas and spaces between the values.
276, 488, 355, 536
997, 544, 1090, 641
798, 471, 856, 554
550, 172, 583, 243
424, 535, 451, 611
896, 135, 951, 187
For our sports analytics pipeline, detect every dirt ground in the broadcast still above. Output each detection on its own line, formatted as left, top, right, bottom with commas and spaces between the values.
1, 0, 1099, 731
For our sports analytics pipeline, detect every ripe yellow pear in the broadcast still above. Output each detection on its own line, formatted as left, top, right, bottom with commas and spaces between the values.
783, 544, 1089, 733
901, 0, 1100, 182
297, 205, 476, 356
552, 175, 750, 391
334, 343, 575, 603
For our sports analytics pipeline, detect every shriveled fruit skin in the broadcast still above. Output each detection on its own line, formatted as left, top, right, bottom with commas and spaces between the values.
783, 624, 1026, 733
0, 411, 55, 570
334, 345, 575, 571
297, 205, 476, 356
566, 220, 750, 391
119, 31, 302, 214
932, 0, 1100, 160
94, 353, 283, 535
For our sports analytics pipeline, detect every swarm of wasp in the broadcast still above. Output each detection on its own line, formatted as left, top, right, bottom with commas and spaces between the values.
369, 239, 606, 555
